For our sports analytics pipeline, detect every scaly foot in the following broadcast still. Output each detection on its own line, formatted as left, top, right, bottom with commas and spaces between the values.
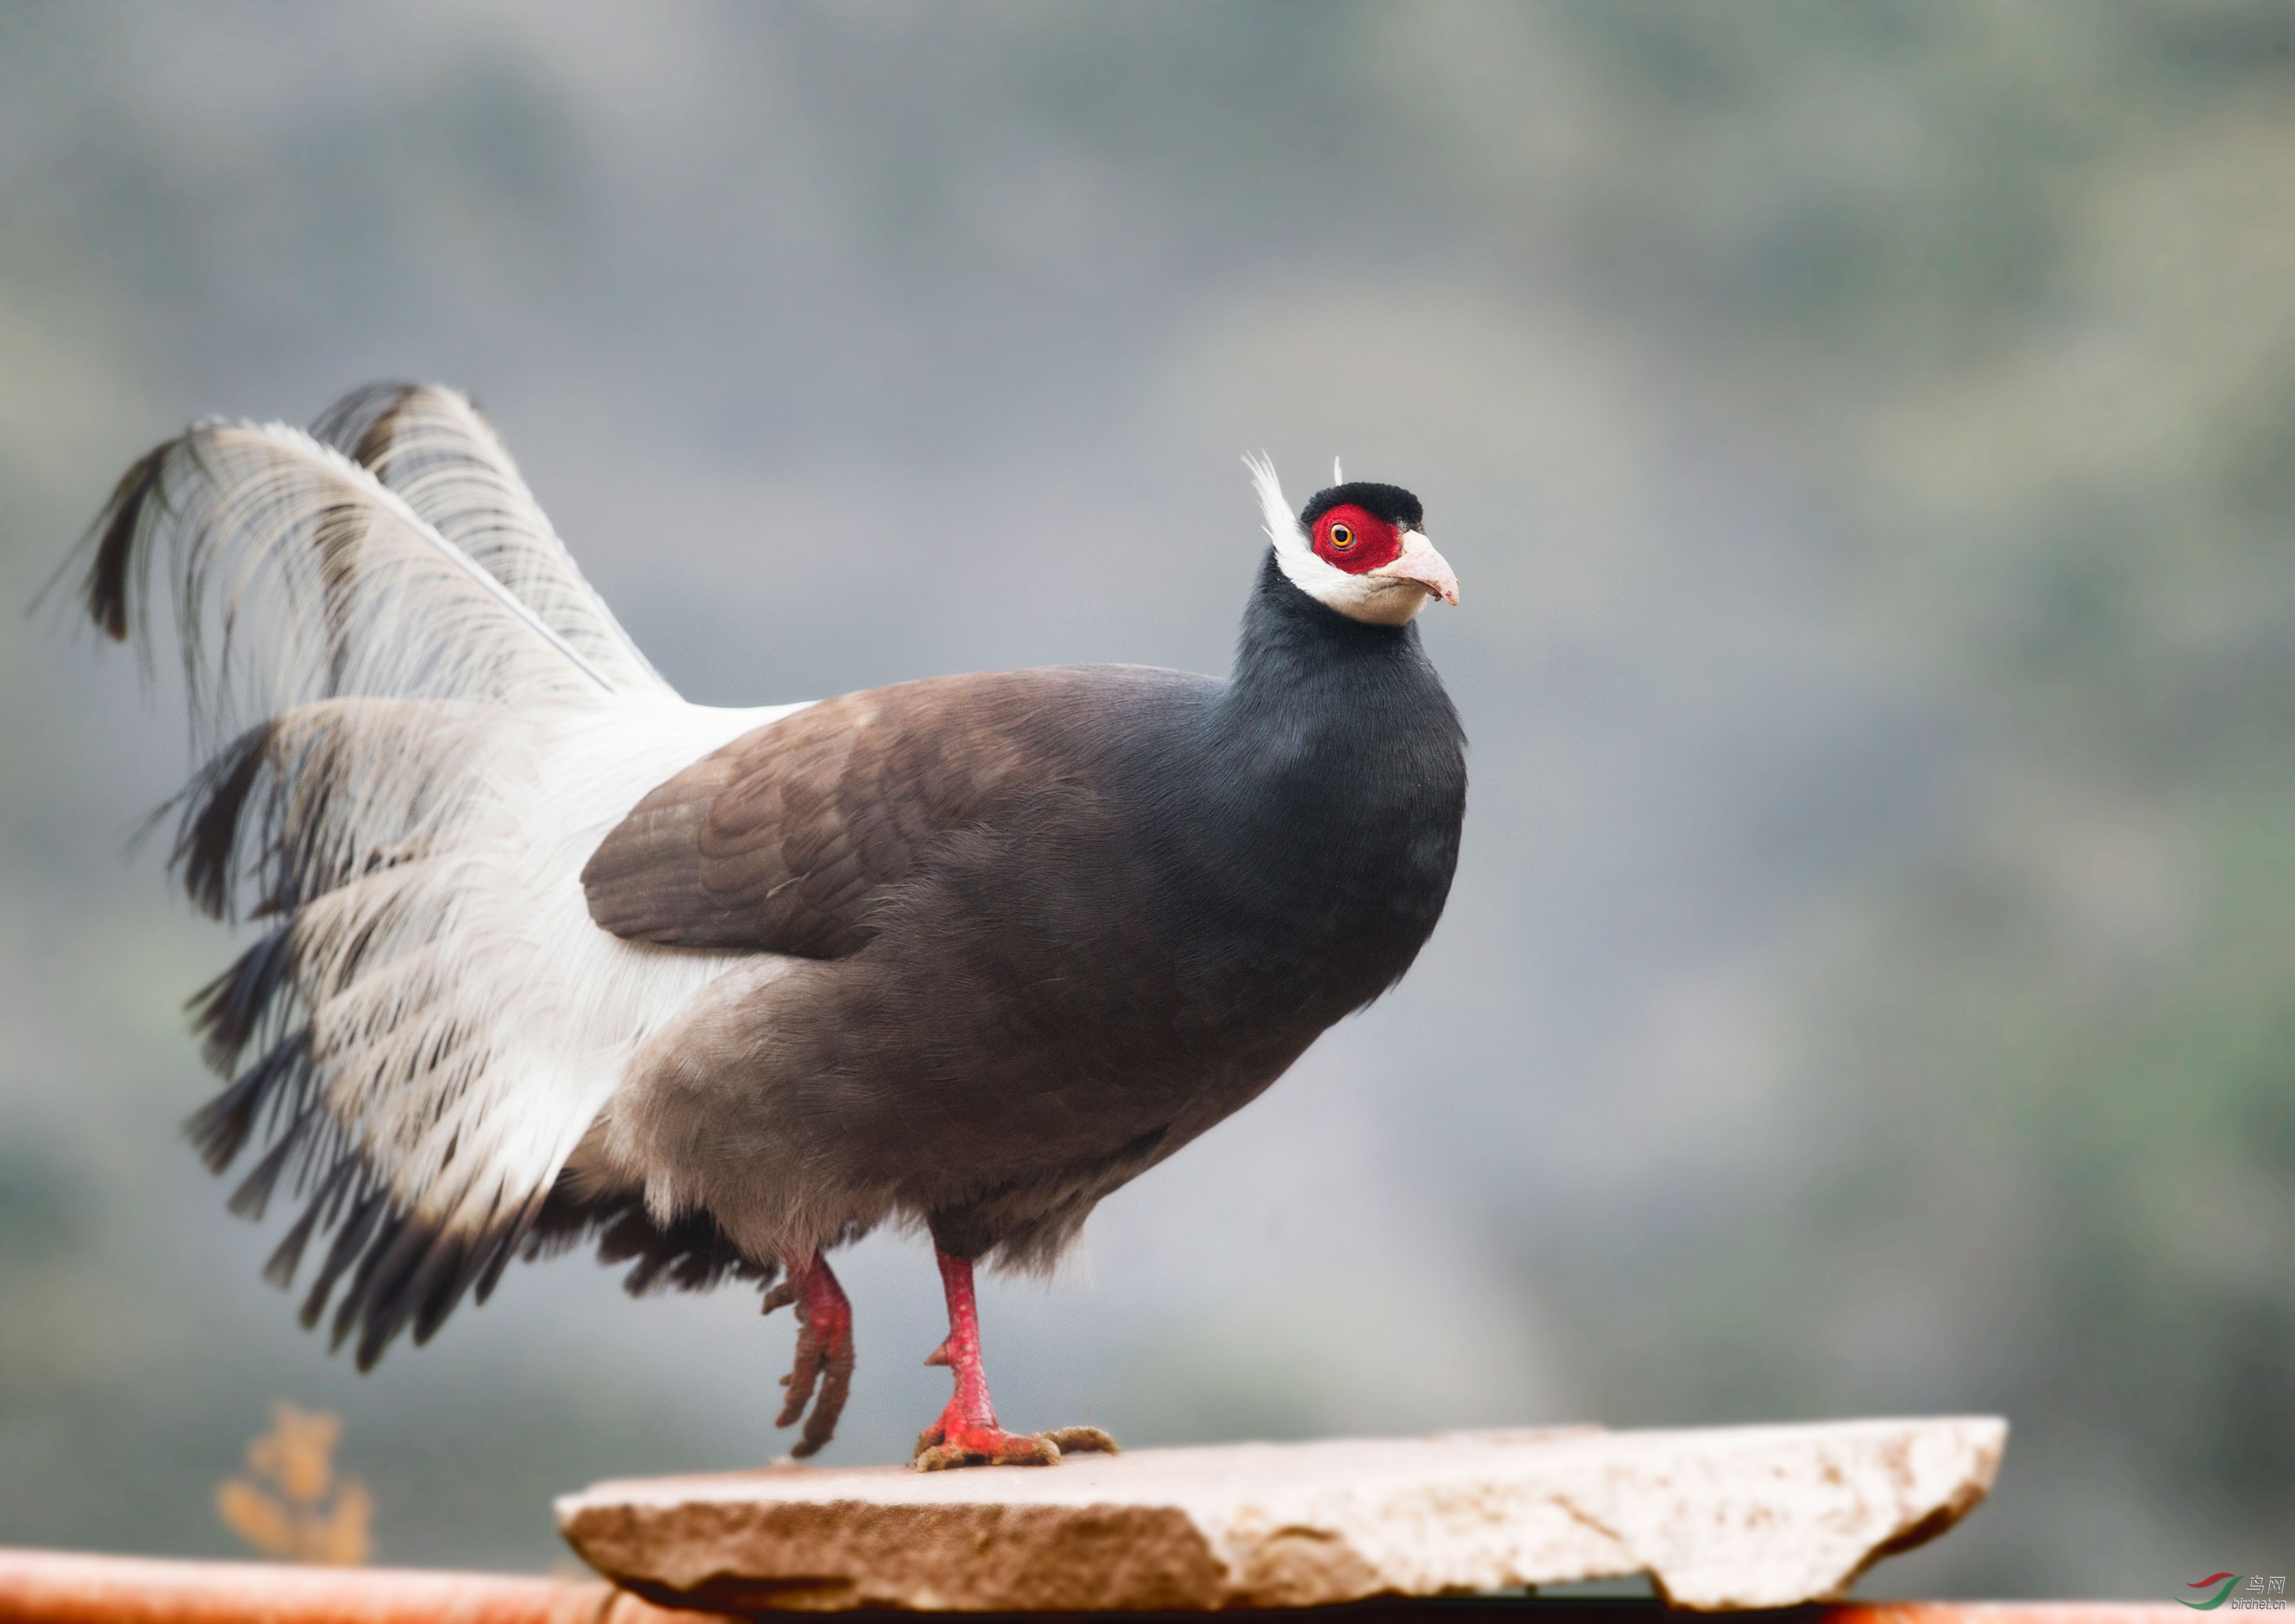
909, 1248, 1120, 1470
760, 1252, 853, 1458
913, 1403, 1120, 1470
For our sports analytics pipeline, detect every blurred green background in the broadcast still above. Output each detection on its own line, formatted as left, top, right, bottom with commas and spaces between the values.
2, 0, 2290, 1595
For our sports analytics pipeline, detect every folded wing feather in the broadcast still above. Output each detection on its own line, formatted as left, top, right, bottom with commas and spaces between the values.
581, 667, 1160, 957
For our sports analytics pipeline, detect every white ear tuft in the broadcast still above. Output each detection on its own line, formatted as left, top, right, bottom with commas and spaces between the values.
1244, 450, 1435, 626
1243, 452, 1303, 559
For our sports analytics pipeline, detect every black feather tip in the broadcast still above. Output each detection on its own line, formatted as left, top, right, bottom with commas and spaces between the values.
83, 439, 179, 642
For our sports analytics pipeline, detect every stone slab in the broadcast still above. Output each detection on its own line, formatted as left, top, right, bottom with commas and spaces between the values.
555, 1416, 2007, 1613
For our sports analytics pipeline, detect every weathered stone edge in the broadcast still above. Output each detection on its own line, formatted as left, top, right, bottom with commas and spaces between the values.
556, 1418, 2011, 1614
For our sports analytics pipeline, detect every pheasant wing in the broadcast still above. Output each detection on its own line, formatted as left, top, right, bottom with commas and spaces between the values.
583, 665, 1200, 957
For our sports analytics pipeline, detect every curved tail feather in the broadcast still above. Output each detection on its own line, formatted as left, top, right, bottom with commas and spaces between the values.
78, 388, 772, 1367
311, 384, 671, 696
83, 416, 622, 757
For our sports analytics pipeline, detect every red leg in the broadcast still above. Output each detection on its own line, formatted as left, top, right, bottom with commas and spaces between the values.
912, 1248, 1119, 1470
760, 1251, 854, 1458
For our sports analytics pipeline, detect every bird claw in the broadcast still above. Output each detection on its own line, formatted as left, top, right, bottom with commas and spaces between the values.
910, 1417, 1120, 1470
914, 1423, 1059, 1470
765, 1260, 853, 1459
1040, 1425, 1120, 1457
776, 1315, 855, 1457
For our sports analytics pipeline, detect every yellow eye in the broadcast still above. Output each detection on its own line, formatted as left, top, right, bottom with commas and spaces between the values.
1329, 523, 1354, 549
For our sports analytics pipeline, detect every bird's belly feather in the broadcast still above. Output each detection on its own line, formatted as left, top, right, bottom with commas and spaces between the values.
597, 765, 1459, 1271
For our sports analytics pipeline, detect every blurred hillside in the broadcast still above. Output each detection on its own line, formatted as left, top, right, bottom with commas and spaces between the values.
2, 0, 2289, 1593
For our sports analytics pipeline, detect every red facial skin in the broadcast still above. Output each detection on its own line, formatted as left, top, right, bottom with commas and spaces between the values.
1310, 503, 1404, 573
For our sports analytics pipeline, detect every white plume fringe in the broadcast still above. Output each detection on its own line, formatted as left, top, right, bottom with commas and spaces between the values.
89, 391, 805, 1355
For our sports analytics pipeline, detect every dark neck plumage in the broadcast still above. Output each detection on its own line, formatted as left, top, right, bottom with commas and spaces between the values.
1220, 548, 1453, 742
1179, 548, 1462, 881
1153, 548, 1464, 1010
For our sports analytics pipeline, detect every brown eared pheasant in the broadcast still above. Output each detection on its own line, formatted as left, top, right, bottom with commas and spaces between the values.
78, 385, 1466, 1468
